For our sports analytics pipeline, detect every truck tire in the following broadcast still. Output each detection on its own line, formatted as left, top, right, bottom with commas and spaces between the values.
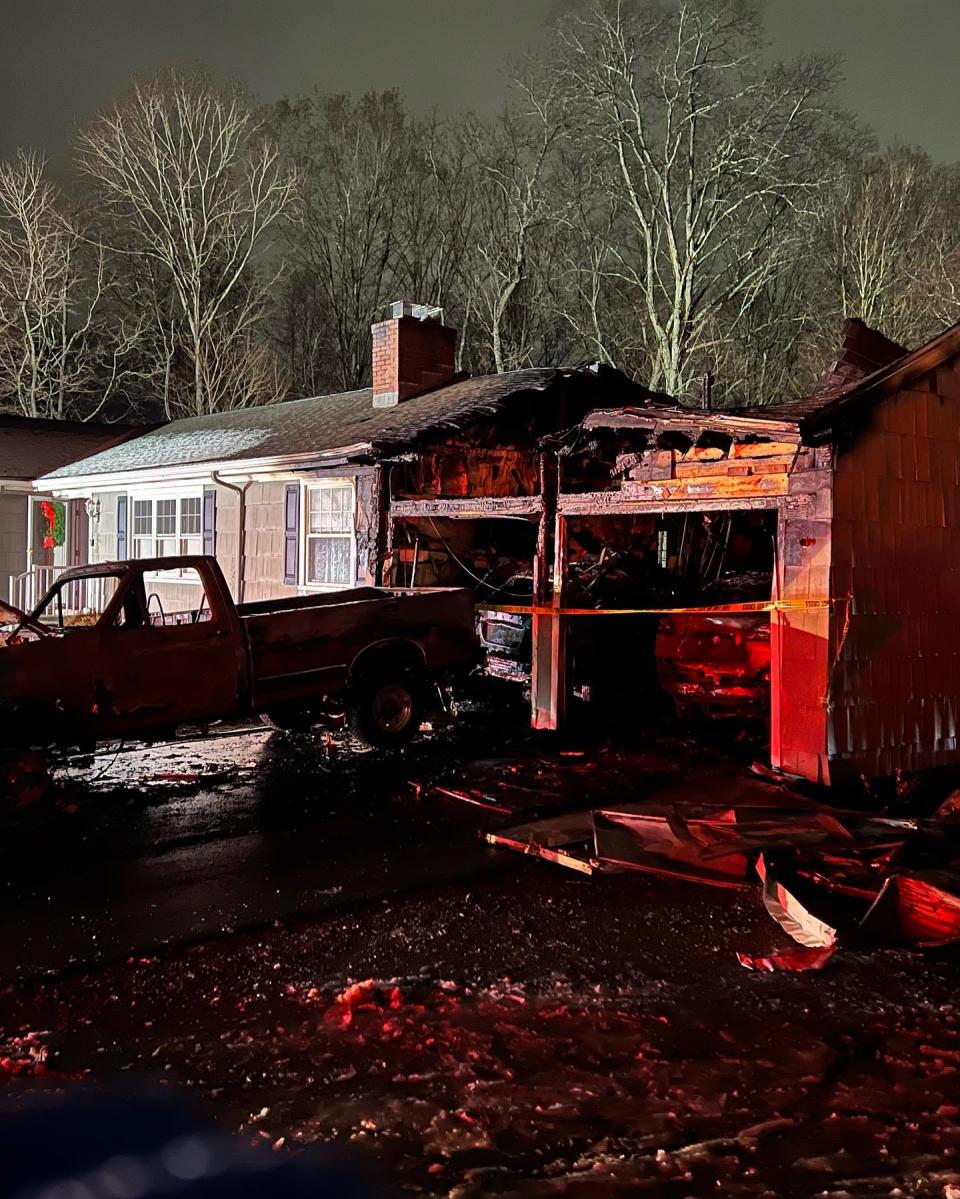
348, 670, 424, 750
260, 707, 318, 734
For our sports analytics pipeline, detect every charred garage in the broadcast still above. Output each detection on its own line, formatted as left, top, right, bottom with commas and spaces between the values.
456, 318, 960, 788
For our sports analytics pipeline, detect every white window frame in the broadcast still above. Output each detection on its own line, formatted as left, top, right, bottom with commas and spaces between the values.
300, 478, 357, 591
127, 486, 205, 581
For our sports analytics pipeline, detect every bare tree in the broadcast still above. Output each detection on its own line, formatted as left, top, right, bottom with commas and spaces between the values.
272, 91, 485, 394
538, 0, 845, 399
807, 147, 958, 350
466, 101, 567, 373
77, 71, 296, 418
272, 91, 410, 394
0, 149, 139, 419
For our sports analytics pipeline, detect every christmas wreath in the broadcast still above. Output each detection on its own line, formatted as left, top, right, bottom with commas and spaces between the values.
39, 499, 65, 550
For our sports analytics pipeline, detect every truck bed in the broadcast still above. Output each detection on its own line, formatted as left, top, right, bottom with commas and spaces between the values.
240, 586, 477, 709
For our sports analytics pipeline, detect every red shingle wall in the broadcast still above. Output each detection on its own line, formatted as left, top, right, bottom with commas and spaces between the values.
828, 366, 960, 779
771, 448, 834, 783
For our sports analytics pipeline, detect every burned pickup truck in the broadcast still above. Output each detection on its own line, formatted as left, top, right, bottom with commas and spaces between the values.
1, 556, 478, 765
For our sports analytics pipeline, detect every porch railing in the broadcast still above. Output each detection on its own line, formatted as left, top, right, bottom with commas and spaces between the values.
8, 566, 112, 619
8, 565, 58, 613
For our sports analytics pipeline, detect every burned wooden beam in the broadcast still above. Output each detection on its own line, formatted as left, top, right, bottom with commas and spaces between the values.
390, 496, 543, 519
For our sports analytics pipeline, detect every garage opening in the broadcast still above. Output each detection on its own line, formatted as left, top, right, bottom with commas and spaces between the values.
497, 506, 777, 732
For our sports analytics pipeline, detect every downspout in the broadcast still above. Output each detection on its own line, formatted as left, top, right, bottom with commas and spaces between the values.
210, 473, 250, 604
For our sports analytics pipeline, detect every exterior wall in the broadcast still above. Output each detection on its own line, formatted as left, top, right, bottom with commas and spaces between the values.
90, 490, 127, 564
0, 492, 27, 592
243, 480, 299, 603
211, 482, 240, 598
770, 448, 834, 783
828, 369, 960, 778
87, 472, 372, 610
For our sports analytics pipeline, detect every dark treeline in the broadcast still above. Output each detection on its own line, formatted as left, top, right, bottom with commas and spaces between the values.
1, 0, 958, 424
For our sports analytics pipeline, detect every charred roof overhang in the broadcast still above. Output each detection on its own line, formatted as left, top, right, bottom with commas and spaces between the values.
543, 406, 802, 461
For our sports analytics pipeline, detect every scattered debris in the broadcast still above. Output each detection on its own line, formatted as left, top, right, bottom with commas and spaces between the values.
480, 766, 960, 967
737, 945, 838, 973
860, 873, 960, 947
0, 1032, 48, 1076
756, 854, 837, 948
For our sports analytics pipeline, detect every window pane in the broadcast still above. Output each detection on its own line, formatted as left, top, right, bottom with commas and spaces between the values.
156, 499, 176, 535
133, 500, 152, 535
156, 536, 177, 558
307, 535, 351, 585
144, 568, 213, 627
308, 486, 352, 534
34, 573, 122, 627
180, 497, 201, 535
133, 536, 153, 559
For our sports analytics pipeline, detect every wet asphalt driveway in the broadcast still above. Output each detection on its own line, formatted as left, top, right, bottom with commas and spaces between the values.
1, 722, 515, 981
6, 718, 960, 1196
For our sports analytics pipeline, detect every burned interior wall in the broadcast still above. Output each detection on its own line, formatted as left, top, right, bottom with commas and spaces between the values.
828, 366, 960, 779
354, 468, 380, 586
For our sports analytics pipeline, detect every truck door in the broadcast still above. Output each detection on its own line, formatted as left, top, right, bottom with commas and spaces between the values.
95, 565, 242, 733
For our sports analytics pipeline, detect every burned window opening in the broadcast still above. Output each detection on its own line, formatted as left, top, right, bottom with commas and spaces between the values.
389, 515, 539, 596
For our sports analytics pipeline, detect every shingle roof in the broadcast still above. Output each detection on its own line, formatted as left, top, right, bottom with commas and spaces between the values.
738, 318, 909, 425
42, 369, 565, 481
0, 415, 137, 482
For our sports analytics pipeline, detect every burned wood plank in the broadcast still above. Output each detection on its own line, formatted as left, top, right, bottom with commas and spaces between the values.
619, 474, 789, 503
484, 832, 595, 874
581, 407, 801, 438
558, 490, 785, 517
390, 496, 542, 519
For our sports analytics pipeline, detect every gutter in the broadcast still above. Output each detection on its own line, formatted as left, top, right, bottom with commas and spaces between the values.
211, 472, 250, 604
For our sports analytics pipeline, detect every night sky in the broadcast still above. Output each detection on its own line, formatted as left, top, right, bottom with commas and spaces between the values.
2, 0, 958, 171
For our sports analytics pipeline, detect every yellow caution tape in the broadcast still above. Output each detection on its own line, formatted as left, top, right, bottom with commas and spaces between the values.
478, 598, 835, 617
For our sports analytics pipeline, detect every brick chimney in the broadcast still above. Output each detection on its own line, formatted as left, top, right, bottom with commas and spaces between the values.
371, 301, 457, 408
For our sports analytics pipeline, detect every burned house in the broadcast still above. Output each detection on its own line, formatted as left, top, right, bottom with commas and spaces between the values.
36, 303, 640, 614
517, 317, 960, 787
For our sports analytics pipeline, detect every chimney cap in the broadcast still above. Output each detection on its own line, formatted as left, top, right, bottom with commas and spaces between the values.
388, 299, 445, 323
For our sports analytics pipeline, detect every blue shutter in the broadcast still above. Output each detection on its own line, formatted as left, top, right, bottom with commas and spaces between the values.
283, 484, 300, 585
116, 495, 128, 560
202, 489, 216, 557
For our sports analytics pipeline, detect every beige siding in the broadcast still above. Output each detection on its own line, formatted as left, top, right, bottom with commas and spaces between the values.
244, 480, 298, 603
83, 468, 374, 609
0, 492, 27, 591
212, 483, 240, 598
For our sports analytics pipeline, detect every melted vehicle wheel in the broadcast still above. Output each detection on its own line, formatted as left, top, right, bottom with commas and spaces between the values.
348, 673, 424, 749
3, 751, 50, 809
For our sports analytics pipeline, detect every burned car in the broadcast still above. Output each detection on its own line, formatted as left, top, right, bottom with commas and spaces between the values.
478, 545, 690, 705
654, 572, 771, 723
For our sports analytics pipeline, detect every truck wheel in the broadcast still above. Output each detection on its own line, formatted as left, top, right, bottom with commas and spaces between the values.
348, 672, 424, 749
260, 707, 318, 734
